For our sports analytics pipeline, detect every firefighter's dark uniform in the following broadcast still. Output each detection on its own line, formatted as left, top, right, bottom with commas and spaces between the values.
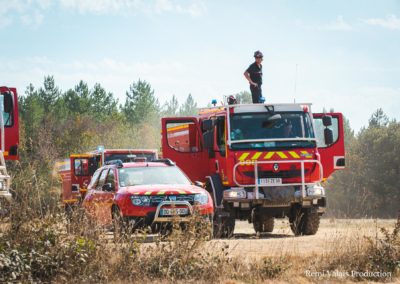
246, 62, 263, 103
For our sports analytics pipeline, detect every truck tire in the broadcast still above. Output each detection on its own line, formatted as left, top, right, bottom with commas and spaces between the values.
213, 216, 235, 238
253, 215, 274, 233
290, 208, 320, 236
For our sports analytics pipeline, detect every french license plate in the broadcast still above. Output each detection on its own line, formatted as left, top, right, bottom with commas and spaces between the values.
259, 178, 282, 185
161, 208, 189, 216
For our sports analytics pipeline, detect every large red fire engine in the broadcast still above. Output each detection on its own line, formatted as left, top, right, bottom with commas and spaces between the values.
162, 102, 345, 237
0, 86, 19, 208
59, 149, 158, 211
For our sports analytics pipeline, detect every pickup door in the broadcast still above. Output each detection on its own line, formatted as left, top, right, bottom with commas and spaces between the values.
313, 112, 345, 179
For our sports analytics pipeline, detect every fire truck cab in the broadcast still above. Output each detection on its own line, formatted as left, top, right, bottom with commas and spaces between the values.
0, 86, 19, 206
161, 103, 345, 237
60, 149, 158, 211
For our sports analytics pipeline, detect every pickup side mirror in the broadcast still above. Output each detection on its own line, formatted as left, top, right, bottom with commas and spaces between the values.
322, 115, 332, 127
324, 128, 334, 145
102, 183, 114, 192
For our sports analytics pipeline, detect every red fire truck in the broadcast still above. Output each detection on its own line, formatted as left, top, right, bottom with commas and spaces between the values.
162, 102, 345, 237
60, 148, 158, 211
0, 86, 19, 208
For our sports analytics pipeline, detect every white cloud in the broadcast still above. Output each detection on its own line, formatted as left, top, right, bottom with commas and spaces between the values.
58, 0, 206, 16
0, 56, 196, 105
0, 0, 205, 29
298, 16, 354, 32
324, 15, 353, 31
0, 0, 47, 29
20, 10, 44, 29
364, 15, 400, 30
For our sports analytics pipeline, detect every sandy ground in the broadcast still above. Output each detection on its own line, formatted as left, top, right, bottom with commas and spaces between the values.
102, 218, 397, 260
218, 218, 397, 258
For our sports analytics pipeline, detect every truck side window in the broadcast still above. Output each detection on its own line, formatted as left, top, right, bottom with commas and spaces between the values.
74, 158, 90, 176
314, 117, 339, 148
166, 121, 200, 153
2, 92, 14, 127
216, 117, 226, 156
88, 157, 100, 176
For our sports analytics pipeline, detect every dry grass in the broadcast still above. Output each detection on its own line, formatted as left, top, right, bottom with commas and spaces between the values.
1, 166, 399, 283
1, 210, 399, 283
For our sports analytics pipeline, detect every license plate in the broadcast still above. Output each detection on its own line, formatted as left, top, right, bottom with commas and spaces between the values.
161, 208, 189, 216
259, 178, 282, 185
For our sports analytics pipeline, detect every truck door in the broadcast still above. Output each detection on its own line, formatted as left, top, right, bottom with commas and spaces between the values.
313, 112, 345, 179
0, 87, 19, 160
161, 117, 209, 183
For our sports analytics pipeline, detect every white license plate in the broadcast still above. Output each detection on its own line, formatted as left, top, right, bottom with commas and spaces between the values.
161, 208, 189, 216
259, 178, 282, 185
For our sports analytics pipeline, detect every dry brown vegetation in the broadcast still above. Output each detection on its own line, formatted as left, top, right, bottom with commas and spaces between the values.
1, 192, 399, 283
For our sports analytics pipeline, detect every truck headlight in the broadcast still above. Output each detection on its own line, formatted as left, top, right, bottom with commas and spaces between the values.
130, 195, 150, 206
223, 189, 246, 199
307, 185, 325, 197
194, 193, 208, 205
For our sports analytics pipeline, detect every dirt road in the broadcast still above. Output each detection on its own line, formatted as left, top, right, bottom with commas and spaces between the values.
217, 218, 396, 259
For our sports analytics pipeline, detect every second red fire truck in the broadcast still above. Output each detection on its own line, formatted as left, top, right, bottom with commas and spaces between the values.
59, 148, 158, 211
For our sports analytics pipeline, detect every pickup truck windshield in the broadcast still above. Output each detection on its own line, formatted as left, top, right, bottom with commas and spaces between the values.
118, 166, 191, 187
230, 112, 315, 150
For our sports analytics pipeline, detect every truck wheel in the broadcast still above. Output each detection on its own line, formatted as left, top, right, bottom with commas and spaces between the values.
290, 208, 320, 236
213, 216, 235, 238
253, 215, 274, 233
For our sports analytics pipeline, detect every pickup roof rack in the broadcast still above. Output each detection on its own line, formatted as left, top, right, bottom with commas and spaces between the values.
152, 159, 176, 166
105, 159, 124, 168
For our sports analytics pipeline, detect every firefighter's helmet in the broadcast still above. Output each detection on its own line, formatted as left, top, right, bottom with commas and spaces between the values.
254, 50, 263, 58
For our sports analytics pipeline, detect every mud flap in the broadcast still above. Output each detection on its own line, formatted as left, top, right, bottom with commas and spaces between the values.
207, 174, 224, 207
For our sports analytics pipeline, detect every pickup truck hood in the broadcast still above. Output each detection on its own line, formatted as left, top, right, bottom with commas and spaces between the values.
121, 184, 205, 195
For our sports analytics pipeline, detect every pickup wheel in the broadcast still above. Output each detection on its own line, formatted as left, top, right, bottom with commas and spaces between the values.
112, 207, 127, 241
213, 216, 235, 238
253, 215, 274, 233
290, 208, 320, 236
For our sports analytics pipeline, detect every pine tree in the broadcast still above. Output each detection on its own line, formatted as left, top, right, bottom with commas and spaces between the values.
162, 95, 179, 116
122, 79, 159, 124
179, 94, 197, 116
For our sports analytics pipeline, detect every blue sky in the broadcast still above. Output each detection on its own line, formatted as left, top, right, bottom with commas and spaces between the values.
0, 0, 399, 131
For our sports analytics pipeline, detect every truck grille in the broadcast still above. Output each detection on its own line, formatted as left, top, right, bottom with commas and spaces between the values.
242, 170, 310, 179
149, 194, 195, 206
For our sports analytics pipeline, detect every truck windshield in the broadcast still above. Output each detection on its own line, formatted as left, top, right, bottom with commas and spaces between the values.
118, 166, 191, 187
230, 112, 315, 150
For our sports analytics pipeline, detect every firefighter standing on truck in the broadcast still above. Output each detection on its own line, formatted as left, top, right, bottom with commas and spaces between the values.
244, 50, 263, 103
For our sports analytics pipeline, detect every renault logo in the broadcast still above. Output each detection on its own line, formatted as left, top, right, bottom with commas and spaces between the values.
169, 196, 176, 201
273, 163, 279, 172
